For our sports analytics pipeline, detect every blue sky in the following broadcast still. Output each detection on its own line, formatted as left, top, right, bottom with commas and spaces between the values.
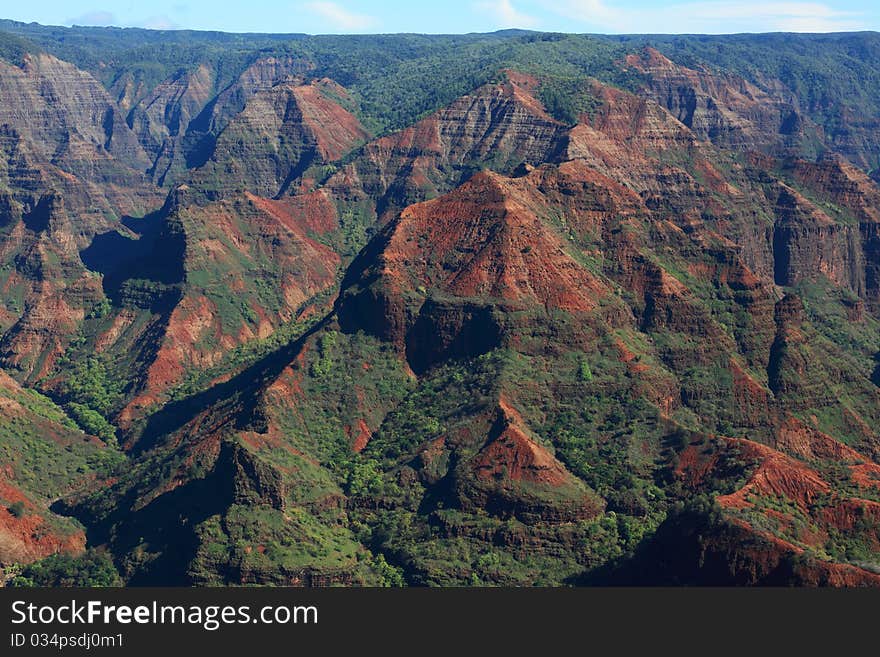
4, 1, 879, 34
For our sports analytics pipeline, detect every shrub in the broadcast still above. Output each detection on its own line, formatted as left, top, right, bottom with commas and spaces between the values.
578, 359, 593, 382
373, 554, 405, 587
67, 403, 118, 446
10, 550, 122, 587
346, 460, 385, 496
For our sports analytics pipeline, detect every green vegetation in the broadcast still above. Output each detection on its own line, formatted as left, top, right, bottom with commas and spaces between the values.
310, 331, 338, 379
0, 375, 123, 501
54, 350, 123, 445
1, 22, 879, 586
577, 358, 593, 382
189, 505, 367, 585
10, 550, 122, 587
636, 32, 880, 161
66, 403, 117, 446
537, 75, 603, 125
2, 23, 876, 159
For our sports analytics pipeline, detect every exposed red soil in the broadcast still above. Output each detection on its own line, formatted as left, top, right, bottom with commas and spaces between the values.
348, 419, 372, 453
473, 400, 572, 487
717, 439, 830, 511
675, 441, 723, 488
291, 80, 369, 162
245, 192, 341, 247
0, 476, 84, 565
94, 309, 136, 352
774, 416, 880, 490
676, 435, 831, 512
566, 82, 695, 181
788, 155, 880, 224
622, 46, 807, 156
384, 170, 608, 312
776, 416, 865, 461
820, 498, 880, 539
676, 429, 880, 582
119, 190, 342, 426
321, 72, 566, 223
236, 427, 312, 471
724, 516, 880, 586
252, 190, 339, 235
119, 294, 211, 425
624, 47, 679, 72
729, 359, 773, 420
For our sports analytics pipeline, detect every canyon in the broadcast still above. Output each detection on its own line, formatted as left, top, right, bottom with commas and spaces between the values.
0, 23, 879, 586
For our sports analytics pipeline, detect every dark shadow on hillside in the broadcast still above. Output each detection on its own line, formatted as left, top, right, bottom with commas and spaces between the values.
131, 314, 331, 456
568, 498, 818, 586
21, 195, 52, 232
53, 442, 239, 585
80, 207, 185, 310
80, 213, 162, 276
275, 145, 317, 198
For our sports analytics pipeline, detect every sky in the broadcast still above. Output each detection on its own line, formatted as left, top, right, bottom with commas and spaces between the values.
3, 1, 879, 35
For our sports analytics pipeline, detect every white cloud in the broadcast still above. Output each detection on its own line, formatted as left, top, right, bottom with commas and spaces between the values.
476, 0, 540, 28
304, 2, 378, 31
549, 0, 625, 29
66, 10, 117, 27
136, 16, 180, 30
550, 1, 866, 33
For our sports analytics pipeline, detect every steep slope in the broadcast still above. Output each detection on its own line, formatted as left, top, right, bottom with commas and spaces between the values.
0, 53, 150, 182
74, 74, 570, 426
337, 169, 613, 358
625, 47, 815, 155
114, 188, 342, 426
47, 65, 880, 585
126, 63, 216, 185
191, 77, 368, 199
0, 52, 161, 384
0, 370, 120, 567
63, 72, 368, 426
1, 32, 879, 586
321, 72, 567, 222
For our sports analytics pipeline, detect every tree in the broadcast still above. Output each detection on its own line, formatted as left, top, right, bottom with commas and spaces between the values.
10, 550, 122, 587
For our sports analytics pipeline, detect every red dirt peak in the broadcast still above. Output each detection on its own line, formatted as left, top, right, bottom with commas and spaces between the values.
624, 47, 679, 72
474, 400, 572, 487
385, 169, 607, 311
290, 81, 369, 162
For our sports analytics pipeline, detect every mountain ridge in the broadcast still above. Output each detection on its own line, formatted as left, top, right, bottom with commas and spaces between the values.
0, 24, 879, 586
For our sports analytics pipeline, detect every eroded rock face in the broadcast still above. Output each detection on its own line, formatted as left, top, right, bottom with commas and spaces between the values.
771, 185, 865, 290
768, 159, 880, 308
191, 57, 315, 137
625, 47, 810, 154
0, 53, 150, 180
778, 155, 880, 307
405, 299, 502, 375
460, 401, 604, 523
323, 75, 567, 220
127, 64, 216, 185
0, 371, 108, 566
190, 79, 368, 200
2, 37, 880, 585
116, 187, 342, 426
337, 169, 610, 352
0, 194, 104, 380
767, 295, 833, 410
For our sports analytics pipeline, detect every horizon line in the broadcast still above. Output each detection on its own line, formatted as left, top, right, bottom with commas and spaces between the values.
2, 19, 879, 38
